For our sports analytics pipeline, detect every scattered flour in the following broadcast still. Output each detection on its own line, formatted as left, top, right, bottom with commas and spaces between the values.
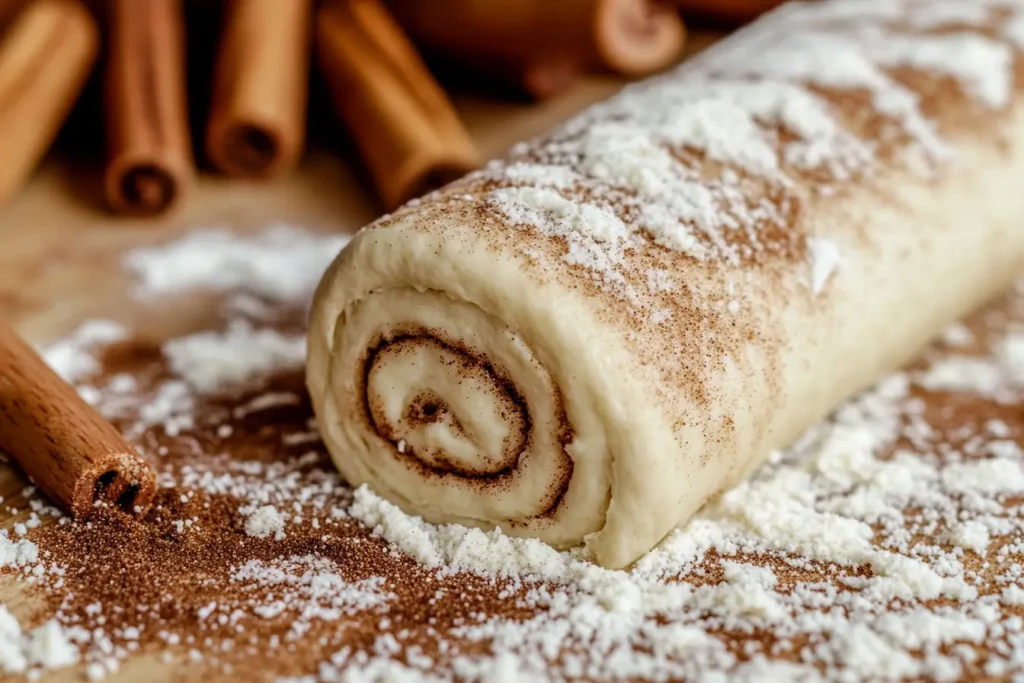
942, 323, 975, 347
1003, 585, 1024, 606
0, 607, 79, 676
132, 380, 195, 438
243, 505, 287, 540
944, 520, 991, 555
40, 320, 126, 384
163, 321, 306, 394
60, 227, 345, 439
916, 326, 1024, 398
0, 530, 39, 568
230, 556, 392, 628
123, 226, 350, 301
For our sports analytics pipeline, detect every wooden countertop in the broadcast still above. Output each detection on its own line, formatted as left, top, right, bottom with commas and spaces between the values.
0, 32, 720, 681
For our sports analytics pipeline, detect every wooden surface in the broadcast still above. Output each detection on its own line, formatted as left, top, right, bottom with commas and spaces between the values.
0, 32, 719, 681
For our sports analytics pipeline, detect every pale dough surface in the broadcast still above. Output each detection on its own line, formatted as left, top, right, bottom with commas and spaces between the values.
308, 0, 1024, 568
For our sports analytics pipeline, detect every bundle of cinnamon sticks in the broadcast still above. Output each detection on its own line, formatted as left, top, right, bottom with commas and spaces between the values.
0, 0, 784, 216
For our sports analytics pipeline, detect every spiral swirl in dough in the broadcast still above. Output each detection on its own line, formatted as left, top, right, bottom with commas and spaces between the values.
307, 225, 639, 556
344, 288, 579, 529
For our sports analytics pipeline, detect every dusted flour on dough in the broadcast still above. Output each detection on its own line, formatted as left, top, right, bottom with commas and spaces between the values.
807, 237, 842, 295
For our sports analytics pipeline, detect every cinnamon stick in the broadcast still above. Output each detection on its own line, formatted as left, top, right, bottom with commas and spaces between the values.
0, 321, 156, 519
0, 0, 97, 208
315, 0, 480, 210
0, 0, 29, 30
206, 0, 312, 179
103, 0, 193, 216
387, 0, 686, 86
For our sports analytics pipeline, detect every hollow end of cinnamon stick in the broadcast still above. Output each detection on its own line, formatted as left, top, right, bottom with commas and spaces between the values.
208, 118, 285, 179
102, 0, 194, 217
70, 451, 157, 519
594, 0, 687, 76
0, 322, 157, 521
104, 157, 182, 216
205, 0, 312, 179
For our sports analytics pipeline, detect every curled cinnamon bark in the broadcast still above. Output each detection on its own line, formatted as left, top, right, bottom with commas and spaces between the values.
103, 0, 193, 216
315, 0, 480, 210
0, 0, 97, 207
206, 0, 313, 178
0, 321, 156, 519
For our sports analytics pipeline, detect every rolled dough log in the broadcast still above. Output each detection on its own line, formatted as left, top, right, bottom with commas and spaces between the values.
309, 0, 1024, 569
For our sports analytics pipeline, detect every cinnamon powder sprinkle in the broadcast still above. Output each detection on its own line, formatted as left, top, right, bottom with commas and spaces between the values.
5, 333, 540, 681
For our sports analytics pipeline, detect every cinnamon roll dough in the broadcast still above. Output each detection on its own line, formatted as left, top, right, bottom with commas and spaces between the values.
308, 0, 1024, 569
